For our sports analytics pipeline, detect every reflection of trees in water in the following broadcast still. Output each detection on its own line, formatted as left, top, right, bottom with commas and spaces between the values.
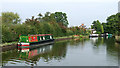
96, 37, 104, 46
69, 39, 80, 46
104, 37, 118, 64
91, 37, 104, 47
2, 41, 68, 66
104, 37, 118, 57
23, 41, 68, 66
51, 41, 67, 60
92, 37, 118, 56
91, 37, 118, 65
2, 49, 20, 66
91, 37, 104, 54
118, 45, 120, 66
69, 38, 90, 48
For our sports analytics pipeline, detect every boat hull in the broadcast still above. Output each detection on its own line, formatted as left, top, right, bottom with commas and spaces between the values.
18, 39, 54, 48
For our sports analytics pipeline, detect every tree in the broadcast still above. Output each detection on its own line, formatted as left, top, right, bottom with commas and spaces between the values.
2, 12, 21, 24
42, 12, 51, 22
105, 14, 118, 34
38, 13, 43, 22
2, 11, 72, 43
92, 20, 102, 33
0, 16, 1, 43
116, 13, 120, 35
101, 25, 104, 33
25, 16, 39, 25
45, 12, 51, 17
102, 23, 107, 33
54, 12, 69, 27
38, 13, 43, 18
94, 13, 120, 35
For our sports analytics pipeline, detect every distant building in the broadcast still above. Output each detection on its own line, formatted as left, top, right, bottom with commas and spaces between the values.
118, 1, 120, 13
79, 24, 86, 29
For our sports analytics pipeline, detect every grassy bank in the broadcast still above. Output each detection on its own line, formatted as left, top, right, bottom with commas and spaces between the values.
54, 35, 89, 39
0, 42, 17, 47
1, 35, 89, 47
54, 35, 73, 39
115, 36, 120, 43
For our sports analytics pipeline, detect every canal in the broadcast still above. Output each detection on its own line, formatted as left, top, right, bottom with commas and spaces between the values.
2, 37, 119, 66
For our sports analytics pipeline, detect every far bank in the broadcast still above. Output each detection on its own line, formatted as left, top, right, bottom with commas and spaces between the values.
1, 35, 89, 52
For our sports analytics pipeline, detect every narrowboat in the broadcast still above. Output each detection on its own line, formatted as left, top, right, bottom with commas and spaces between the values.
89, 34, 99, 37
18, 34, 54, 48
89, 33, 109, 37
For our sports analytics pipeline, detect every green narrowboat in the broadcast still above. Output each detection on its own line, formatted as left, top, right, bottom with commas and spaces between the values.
18, 34, 54, 47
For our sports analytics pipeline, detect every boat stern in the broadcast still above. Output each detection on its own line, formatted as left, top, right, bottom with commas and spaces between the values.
18, 42, 30, 48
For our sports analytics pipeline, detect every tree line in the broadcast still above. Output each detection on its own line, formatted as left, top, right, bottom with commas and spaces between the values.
91, 13, 120, 35
2, 12, 90, 43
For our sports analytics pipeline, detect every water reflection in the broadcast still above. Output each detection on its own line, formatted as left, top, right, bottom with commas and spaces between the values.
90, 37, 118, 53
18, 45, 53, 59
2, 41, 68, 66
90, 37, 118, 65
2, 37, 119, 66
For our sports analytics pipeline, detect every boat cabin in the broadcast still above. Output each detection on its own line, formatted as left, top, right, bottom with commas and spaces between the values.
19, 34, 53, 43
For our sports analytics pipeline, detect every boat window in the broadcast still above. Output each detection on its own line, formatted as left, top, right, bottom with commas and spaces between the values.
40, 37, 42, 40
43, 37, 45, 40
50, 36, 52, 39
33, 37, 35, 39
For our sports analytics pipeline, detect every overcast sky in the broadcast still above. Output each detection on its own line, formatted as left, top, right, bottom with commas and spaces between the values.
1, 0, 119, 27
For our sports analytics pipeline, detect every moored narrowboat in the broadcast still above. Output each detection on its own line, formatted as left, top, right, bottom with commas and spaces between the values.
18, 34, 54, 47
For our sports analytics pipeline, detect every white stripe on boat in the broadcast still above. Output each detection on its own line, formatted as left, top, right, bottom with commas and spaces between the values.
18, 43, 30, 45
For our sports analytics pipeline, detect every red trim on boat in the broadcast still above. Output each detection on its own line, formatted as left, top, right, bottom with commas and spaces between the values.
18, 45, 29, 46
22, 45, 29, 46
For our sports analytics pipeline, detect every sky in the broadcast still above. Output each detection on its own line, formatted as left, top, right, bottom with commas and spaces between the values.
1, 0, 119, 27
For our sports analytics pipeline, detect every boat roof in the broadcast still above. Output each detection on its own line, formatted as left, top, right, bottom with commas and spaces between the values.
28, 34, 52, 36
19, 34, 52, 37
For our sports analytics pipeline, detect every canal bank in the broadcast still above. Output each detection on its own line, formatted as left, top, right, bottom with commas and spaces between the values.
1, 35, 89, 52
115, 36, 120, 43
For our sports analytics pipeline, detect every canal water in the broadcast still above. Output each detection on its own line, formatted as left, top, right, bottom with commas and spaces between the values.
2, 37, 119, 66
